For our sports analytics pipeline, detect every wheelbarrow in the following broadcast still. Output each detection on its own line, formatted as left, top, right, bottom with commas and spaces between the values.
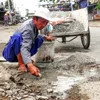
51, 7, 90, 49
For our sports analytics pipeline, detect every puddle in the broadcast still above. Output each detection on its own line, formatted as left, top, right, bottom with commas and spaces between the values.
52, 76, 85, 99
51, 65, 100, 99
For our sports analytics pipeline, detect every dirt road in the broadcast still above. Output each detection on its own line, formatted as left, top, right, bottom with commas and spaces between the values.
0, 22, 100, 100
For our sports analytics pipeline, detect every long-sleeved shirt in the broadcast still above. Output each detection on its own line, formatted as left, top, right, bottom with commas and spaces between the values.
16, 19, 38, 64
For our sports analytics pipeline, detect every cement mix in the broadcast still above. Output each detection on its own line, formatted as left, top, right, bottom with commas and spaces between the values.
53, 21, 85, 36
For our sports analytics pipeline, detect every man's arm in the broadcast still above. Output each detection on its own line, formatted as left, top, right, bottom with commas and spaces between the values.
21, 27, 40, 76
21, 29, 33, 64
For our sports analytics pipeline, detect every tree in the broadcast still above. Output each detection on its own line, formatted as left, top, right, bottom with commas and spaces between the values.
5, 0, 14, 10
96, 0, 100, 10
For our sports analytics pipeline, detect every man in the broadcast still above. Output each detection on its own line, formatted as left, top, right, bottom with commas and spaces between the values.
2, 7, 54, 76
79, 0, 87, 9
4, 13, 9, 26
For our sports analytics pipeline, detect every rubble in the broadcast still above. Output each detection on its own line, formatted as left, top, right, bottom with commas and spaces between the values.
0, 52, 99, 100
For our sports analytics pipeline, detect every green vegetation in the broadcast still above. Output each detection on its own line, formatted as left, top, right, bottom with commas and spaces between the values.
5, 0, 14, 10
96, 0, 100, 10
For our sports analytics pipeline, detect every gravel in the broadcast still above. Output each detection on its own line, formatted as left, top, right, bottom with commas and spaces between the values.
53, 21, 85, 36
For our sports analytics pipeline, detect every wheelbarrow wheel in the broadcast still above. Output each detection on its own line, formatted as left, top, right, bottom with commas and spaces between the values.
81, 28, 90, 49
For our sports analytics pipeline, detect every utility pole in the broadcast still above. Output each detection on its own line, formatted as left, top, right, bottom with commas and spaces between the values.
8, 0, 12, 24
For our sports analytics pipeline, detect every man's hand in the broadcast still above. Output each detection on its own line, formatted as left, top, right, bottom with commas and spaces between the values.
27, 62, 40, 76
45, 36, 55, 41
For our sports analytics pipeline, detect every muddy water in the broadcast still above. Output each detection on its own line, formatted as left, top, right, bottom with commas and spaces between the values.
52, 76, 85, 99
50, 64, 100, 100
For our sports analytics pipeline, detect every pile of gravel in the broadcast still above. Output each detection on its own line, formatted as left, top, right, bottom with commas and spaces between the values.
53, 52, 96, 70
53, 21, 85, 36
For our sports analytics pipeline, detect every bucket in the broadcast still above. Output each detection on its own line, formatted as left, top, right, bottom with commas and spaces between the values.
35, 41, 55, 63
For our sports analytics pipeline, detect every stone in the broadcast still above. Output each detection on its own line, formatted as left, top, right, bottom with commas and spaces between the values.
12, 89, 18, 95
47, 89, 53, 93
23, 94, 29, 98
10, 98, 13, 100
6, 90, 13, 96
12, 95, 16, 100
8, 95, 11, 98
19, 92, 24, 97
5, 83, 10, 90
0, 88, 5, 92
36, 95, 48, 100
23, 91, 28, 94
51, 94, 57, 99
22, 96, 36, 100
1, 92, 6, 96
22, 85, 26, 90
29, 93, 35, 96
16, 96, 22, 100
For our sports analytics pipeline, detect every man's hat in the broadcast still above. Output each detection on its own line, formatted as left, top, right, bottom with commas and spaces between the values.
33, 7, 52, 21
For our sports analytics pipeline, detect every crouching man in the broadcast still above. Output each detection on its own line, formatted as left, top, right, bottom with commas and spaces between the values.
2, 7, 55, 77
